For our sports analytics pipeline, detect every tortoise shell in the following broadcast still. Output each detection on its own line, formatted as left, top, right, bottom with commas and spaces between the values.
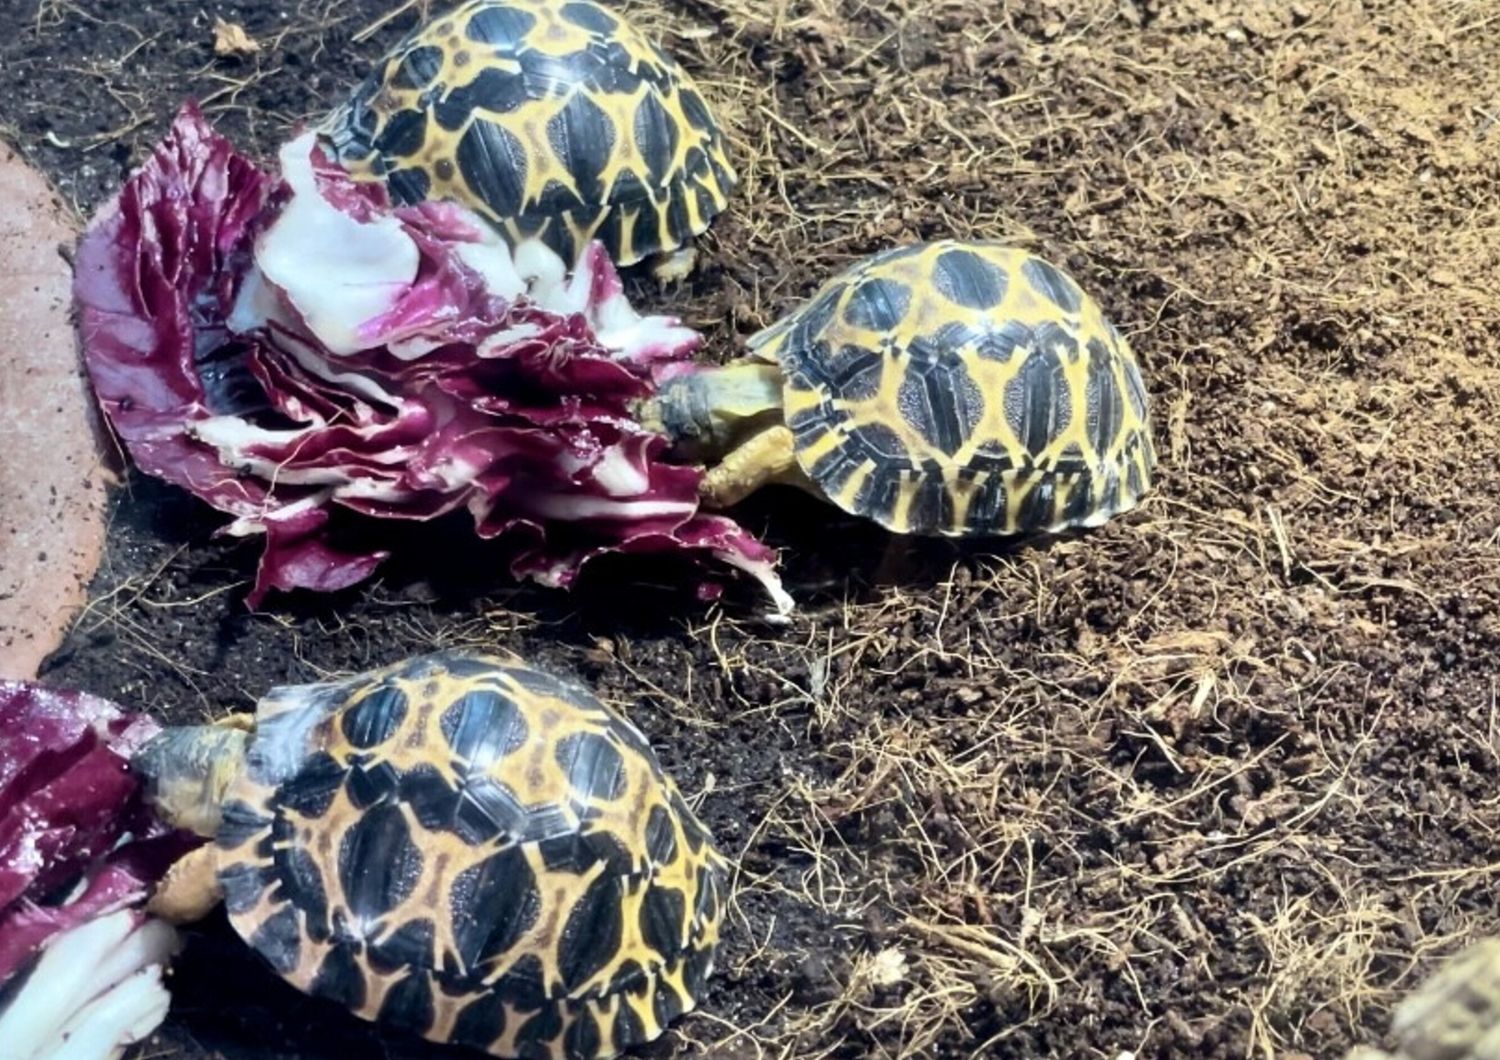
214, 650, 726, 1060
322, 0, 736, 269
1384, 938, 1500, 1058
748, 240, 1157, 536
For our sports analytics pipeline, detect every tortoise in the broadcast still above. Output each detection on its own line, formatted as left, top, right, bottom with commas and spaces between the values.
320, 0, 736, 281
639, 239, 1158, 536
131, 650, 727, 1060
1347, 937, 1500, 1060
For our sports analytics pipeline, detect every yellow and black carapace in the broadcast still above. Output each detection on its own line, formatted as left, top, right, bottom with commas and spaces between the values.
133, 650, 727, 1060
322, 0, 736, 280
642, 240, 1158, 536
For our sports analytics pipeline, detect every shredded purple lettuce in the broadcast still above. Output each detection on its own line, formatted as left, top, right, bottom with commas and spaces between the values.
0, 681, 191, 985
74, 102, 789, 614
0, 909, 179, 1059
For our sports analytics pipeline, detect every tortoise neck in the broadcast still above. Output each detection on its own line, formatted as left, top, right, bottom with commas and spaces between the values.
642, 361, 784, 459
316, 96, 378, 173
132, 725, 250, 838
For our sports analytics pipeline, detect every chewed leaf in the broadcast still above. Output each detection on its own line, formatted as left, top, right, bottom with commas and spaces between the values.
74, 102, 788, 614
0, 909, 179, 1060
0, 681, 195, 987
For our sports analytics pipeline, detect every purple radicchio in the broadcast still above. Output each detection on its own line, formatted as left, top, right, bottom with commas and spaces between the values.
0, 681, 191, 1059
0, 680, 190, 985
74, 102, 790, 615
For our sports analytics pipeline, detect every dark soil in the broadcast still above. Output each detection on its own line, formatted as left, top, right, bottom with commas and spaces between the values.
5, 0, 1500, 1057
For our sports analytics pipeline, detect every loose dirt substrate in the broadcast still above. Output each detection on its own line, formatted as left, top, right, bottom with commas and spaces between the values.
4, 0, 1500, 1057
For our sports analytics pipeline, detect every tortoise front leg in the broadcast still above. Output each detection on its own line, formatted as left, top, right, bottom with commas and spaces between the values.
699, 425, 799, 508
649, 245, 698, 286
147, 845, 223, 924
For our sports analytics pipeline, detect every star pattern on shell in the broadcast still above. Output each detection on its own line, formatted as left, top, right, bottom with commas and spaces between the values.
323, 0, 736, 270
215, 650, 727, 1060
749, 240, 1158, 536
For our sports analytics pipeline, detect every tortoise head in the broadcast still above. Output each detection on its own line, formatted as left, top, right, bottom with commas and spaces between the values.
131, 723, 252, 838
639, 361, 785, 461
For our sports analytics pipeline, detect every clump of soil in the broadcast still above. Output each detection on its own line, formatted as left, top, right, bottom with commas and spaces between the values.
4, 0, 1500, 1057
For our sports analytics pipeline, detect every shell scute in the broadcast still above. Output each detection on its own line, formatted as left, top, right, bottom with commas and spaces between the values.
379, 972, 438, 1034
369, 918, 437, 974
1004, 330, 1074, 456
843, 276, 912, 332
896, 338, 985, 457
310, 940, 367, 1010
452, 990, 509, 1049
340, 682, 407, 748
249, 905, 303, 976
559, 1, 615, 34
932, 246, 1009, 309
465, 5, 537, 45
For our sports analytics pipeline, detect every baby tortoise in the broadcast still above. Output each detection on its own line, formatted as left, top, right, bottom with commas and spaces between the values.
322, 0, 736, 281
132, 650, 727, 1060
640, 240, 1157, 536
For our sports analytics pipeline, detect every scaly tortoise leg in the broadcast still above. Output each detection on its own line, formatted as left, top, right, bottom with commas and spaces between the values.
649, 245, 698, 286
699, 425, 798, 509
141, 713, 247, 924
147, 845, 222, 924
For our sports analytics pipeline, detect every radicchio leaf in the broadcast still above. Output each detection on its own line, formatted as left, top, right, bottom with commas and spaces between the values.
74, 102, 792, 616
0, 908, 178, 1060
0, 681, 193, 986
